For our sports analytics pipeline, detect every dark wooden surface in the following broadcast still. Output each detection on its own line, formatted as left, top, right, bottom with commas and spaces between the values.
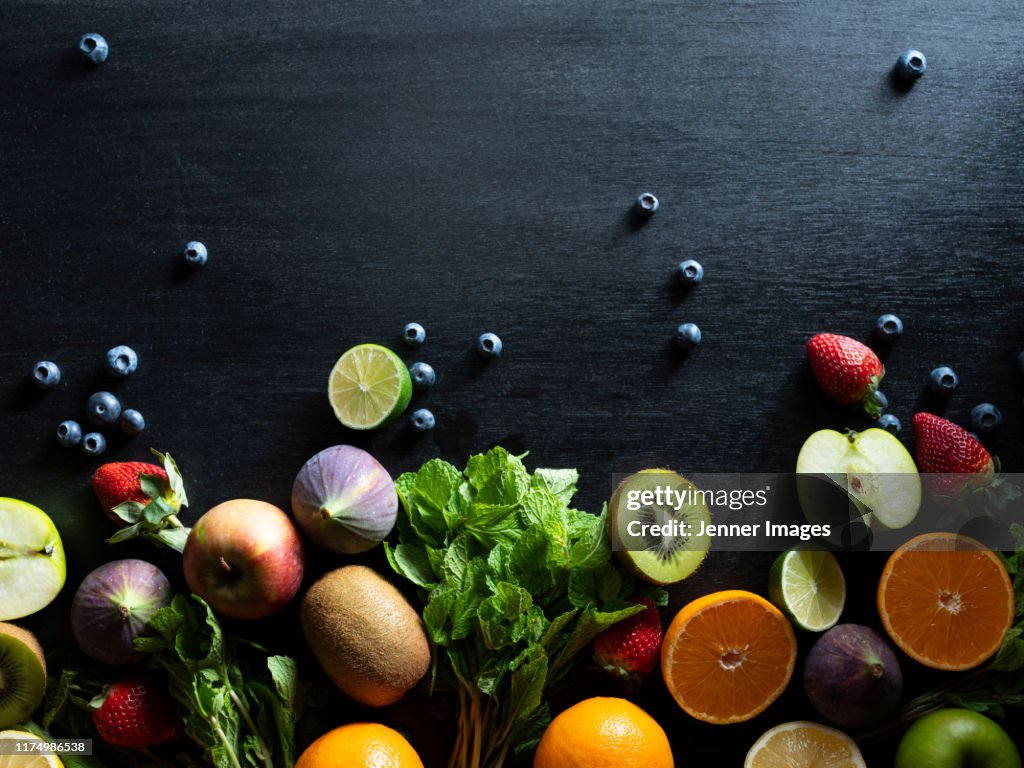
3, 1, 1024, 765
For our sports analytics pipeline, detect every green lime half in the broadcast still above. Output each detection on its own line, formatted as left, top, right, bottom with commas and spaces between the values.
768, 549, 846, 632
328, 344, 412, 430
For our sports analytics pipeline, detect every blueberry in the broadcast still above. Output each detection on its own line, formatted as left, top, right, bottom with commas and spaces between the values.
77, 33, 109, 65
31, 361, 61, 389
86, 391, 122, 426
105, 345, 138, 378
928, 366, 959, 396
410, 408, 435, 433
675, 322, 701, 350
1017, 351, 1024, 376
875, 414, 902, 436
677, 259, 704, 287
633, 192, 659, 217
476, 333, 502, 359
873, 390, 889, 413
81, 432, 107, 457
895, 49, 927, 81
875, 314, 903, 341
119, 408, 146, 435
969, 403, 1002, 433
57, 420, 83, 448
403, 322, 426, 347
183, 241, 208, 267
409, 362, 436, 391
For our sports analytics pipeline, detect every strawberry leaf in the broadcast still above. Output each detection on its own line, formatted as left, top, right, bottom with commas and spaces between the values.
144, 496, 176, 525
153, 526, 189, 553
112, 501, 146, 524
106, 522, 145, 544
139, 473, 167, 501
154, 449, 189, 508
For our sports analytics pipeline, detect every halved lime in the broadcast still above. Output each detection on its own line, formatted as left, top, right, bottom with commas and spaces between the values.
0, 498, 66, 620
768, 549, 845, 632
328, 344, 412, 430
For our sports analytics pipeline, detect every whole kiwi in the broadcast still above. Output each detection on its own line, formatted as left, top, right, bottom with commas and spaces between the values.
0, 622, 47, 728
300, 566, 429, 707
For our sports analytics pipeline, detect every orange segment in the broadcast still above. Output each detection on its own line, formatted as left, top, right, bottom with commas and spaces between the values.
661, 590, 797, 724
878, 532, 1014, 671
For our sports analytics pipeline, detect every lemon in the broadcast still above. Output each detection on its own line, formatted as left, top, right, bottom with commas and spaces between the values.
745, 721, 865, 768
328, 344, 412, 430
0, 730, 63, 767
0, 498, 66, 620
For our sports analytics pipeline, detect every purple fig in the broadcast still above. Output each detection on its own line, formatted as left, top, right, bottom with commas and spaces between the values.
803, 623, 902, 729
71, 559, 172, 665
291, 445, 398, 554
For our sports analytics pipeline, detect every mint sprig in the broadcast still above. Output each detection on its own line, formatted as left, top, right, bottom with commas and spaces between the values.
385, 447, 665, 767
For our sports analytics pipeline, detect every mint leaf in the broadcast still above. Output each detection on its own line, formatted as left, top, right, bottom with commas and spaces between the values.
569, 506, 610, 569
532, 468, 578, 505
386, 542, 437, 588
506, 644, 547, 736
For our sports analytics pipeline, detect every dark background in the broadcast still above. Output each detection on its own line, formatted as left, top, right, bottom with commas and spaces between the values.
3, 0, 1023, 765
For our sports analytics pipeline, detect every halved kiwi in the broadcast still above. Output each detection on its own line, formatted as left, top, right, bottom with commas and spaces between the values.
0, 623, 46, 728
610, 469, 711, 585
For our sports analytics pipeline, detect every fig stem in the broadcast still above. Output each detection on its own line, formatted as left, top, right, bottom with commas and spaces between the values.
219, 557, 233, 574
118, 604, 131, 620
319, 506, 333, 521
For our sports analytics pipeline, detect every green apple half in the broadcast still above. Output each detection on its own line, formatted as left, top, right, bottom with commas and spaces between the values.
895, 709, 1021, 768
0, 498, 66, 620
796, 429, 921, 530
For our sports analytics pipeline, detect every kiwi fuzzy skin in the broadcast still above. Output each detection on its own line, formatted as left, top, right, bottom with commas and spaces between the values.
300, 565, 430, 707
0, 622, 47, 728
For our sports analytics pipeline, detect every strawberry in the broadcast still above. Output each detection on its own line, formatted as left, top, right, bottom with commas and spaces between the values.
91, 675, 181, 749
592, 597, 663, 680
913, 412, 995, 496
92, 461, 168, 525
92, 450, 191, 552
806, 333, 886, 415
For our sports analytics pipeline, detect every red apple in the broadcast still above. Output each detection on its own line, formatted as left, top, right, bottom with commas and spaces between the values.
183, 499, 305, 620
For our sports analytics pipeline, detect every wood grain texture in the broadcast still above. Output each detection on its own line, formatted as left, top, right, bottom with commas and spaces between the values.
2, 0, 1022, 764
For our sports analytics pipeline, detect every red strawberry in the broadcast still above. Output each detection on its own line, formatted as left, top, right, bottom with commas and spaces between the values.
913, 412, 994, 496
91, 676, 181, 748
92, 461, 168, 526
807, 334, 886, 415
592, 597, 663, 680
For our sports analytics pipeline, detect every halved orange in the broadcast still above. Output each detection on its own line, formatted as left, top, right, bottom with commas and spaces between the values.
661, 590, 797, 724
878, 532, 1014, 671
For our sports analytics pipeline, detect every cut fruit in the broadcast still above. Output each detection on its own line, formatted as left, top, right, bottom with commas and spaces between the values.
878, 532, 1014, 671
327, 344, 412, 430
768, 550, 846, 632
796, 428, 921, 530
610, 470, 711, 585
0, 730, 62, 768
744, 721, 866, 768
661, 590, 797, 724
0, 624, 47, 729
0, 498, 66, 620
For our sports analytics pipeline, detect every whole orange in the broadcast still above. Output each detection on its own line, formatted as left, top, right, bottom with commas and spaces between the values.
533, 697, 674, 768
295, 723, 423, 768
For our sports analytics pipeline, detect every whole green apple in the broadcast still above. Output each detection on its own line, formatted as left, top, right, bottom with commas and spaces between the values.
895, 709, 1021, 768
